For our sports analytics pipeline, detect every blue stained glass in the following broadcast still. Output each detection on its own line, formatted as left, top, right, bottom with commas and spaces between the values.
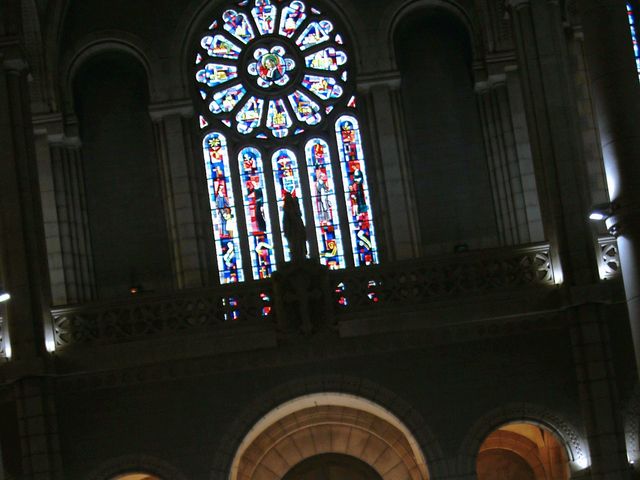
301, 75, 343, 100
305, 47, 347, 71
202, 133, 245, 283
210, 84, 247, 114
252, 0, 277, 35
236, 96, 265, 134
201, 34, 242, 59
238, 147, 277, 279
296, 20, 333, 50
627, 3, 640, 79
223, 9, 255, 44
266, 99, 293, 137
272, 149, 308, 261
335, 116, 378, 266
279, 1, 306, 37
196, 63, 238, 87
288, 90, 322, 125
305, 139, 345, 269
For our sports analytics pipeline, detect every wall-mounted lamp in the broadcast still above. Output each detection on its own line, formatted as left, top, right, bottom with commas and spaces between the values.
589, 202, 621, 236
0, 291, 10, 303
589, 202, 615, 221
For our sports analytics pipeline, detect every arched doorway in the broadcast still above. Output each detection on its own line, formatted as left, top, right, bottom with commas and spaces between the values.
283, 453, 383, 480
229, 392, 430, 480
112, 474, 160, 480
476, 423, 571, 480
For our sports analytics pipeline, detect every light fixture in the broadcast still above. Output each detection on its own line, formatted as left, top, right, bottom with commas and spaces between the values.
0, 291, 10, 303
589, 202, 615, 221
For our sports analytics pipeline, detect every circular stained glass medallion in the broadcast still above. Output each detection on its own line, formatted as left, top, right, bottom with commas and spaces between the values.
194, 0, 350, 139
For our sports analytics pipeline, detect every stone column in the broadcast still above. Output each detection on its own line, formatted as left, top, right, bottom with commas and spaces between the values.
507, 0, 598, 285
150, 101, 214, 288
0, 3, 63, 477
570, 303, 632, 479
15, 378, 62, 480
359, 71, 422, 261
508, 1, 632, 477
0, 56, 51, 360
578, 0, 640, 376
475, 72, 543, 245
33, 116, 96, 306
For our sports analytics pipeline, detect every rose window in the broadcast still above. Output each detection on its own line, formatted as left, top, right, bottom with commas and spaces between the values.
193, 0, 378, 284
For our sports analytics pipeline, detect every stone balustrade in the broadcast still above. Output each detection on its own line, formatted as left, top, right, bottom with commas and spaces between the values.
46, 242, 569, 350
598, 235, 621, 280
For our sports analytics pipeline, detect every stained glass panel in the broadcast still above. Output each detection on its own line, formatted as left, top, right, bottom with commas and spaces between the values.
305, 47, 347, 72
335, 116, 378, 266
279, 1, 306, 37
236, 96, 265, 134
296, 20, 333, 50
201, 34, 242, 59
272, 149, 308, 261
306, 139, 345, 269
210, 84, 247, 114
288, 90, 322, 125
251, 0, 277, 35
628, 3, 640, 79
196, 63, 238, 88
301, 75, 343, 100
222, 10, 255, 44
202, 132, 245, 283
238, 147, 277, 279
195, 0, 378, 283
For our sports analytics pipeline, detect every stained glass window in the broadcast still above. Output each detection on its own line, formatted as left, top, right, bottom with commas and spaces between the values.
627, 3, 640, 79
193, 0, 378, 282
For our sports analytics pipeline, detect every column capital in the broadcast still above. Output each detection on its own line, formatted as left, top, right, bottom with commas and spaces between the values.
357, 70, 401, 93
149, 99, 194, 121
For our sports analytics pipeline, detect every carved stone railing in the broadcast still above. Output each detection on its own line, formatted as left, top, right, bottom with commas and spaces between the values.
52, 281, 274, 349
330, 242, 555, 314
597, 235, 621, 280
51, 243, 555, 349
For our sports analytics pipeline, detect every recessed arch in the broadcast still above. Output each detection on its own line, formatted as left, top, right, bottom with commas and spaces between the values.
85, 454, 188, 480
384, 0, 479, 69
60, 31, 162, 114
477, 423, 570, 480
458, 404, 589, 477
208, 376, 446, 480
228, 392, 431, 480
283, 453, 383, 480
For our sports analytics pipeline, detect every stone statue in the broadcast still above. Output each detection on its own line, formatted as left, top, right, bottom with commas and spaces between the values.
282, 191, 307, 262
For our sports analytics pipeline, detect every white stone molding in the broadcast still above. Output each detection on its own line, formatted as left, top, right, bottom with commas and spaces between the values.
209, 375, 447, 480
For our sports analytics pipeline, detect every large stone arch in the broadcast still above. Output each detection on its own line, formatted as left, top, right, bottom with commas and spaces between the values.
457, 403, 589, 477
209, 375, 446, 480
86, 454, 188, 480
383, 0, 482, 70
59, 31, 163, 114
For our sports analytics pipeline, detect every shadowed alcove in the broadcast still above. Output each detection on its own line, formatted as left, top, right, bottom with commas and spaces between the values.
73, 51, 172, 299
394, 7, 497, 253
477, 423, 571, 480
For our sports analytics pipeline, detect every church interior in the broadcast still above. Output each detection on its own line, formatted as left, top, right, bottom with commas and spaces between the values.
1, 0, 640, 479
